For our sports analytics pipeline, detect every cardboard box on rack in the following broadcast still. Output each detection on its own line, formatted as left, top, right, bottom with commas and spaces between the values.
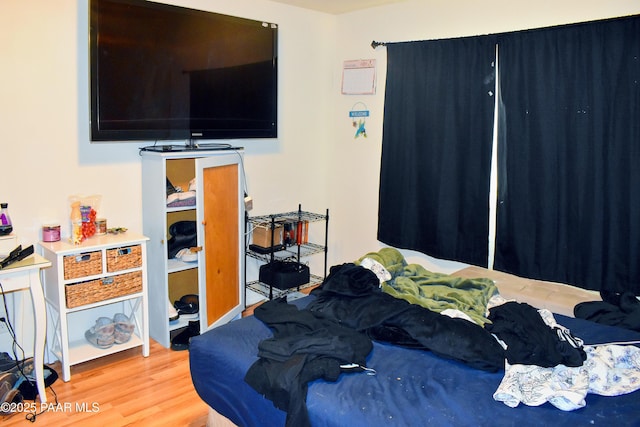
252, 222, 284, 249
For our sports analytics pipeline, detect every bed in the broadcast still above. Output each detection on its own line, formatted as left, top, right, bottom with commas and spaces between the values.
190, 251, 640, 427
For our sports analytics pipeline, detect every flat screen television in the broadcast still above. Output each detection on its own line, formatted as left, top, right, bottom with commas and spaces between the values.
90, 0, 278, 142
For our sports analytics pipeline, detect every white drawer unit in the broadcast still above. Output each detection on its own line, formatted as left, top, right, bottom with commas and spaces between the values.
39, 233, 149, 381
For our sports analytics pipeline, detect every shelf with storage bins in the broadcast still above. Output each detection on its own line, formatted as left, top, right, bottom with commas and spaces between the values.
38, 232, 149, 382
245, 205, 329, 300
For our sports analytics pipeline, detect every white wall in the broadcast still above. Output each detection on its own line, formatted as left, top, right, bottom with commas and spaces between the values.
329, 0, 640, 272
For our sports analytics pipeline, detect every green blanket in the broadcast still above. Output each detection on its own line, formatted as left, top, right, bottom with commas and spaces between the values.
357, 248, 497, 325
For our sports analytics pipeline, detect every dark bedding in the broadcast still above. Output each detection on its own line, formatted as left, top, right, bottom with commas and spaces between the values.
190, 294, 640, 427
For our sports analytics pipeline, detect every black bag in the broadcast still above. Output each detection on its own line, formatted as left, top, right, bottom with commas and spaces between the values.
18, 365, 59, 400
259, 261, 310, 290
167, 221, 197, 259
0, 357, 58, 405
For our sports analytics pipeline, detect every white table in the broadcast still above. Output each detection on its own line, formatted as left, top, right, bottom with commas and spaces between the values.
0, 253, 51, 403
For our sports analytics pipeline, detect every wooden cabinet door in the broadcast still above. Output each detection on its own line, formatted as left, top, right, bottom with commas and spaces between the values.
196, 153, 245, 330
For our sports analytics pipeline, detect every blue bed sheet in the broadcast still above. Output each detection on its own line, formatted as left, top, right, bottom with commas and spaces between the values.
189, 296, 640, 427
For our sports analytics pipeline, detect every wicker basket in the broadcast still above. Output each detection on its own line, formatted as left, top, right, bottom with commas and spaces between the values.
106, 245, 142, 272
63, 251, 102, 280
65, 271, 142, 308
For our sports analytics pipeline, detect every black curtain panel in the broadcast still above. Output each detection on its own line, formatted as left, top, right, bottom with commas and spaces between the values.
378, 36, 497, 266
494, 16, 640, 293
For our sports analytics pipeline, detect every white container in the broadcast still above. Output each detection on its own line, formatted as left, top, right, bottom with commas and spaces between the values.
0, 234, 17, 257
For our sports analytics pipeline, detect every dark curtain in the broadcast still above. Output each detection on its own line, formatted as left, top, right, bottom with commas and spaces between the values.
378, 37, 496, 266
494, 16, 640, 293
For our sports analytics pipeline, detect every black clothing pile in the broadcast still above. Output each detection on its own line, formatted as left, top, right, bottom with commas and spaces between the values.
485, 302, 586, 367
245, 263, 508, 427
307, 263, 505, 372
574, 290, 640, 332
245, 297, 372, 427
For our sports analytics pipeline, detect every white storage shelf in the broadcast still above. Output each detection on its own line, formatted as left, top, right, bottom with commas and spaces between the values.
39, 232, 150, 382
167, 258, 197, 274
141, 149, 245, 349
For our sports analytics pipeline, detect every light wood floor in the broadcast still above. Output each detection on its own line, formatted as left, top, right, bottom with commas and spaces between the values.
0, 340, 209, 427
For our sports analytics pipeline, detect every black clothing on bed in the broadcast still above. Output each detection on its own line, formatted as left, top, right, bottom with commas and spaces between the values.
245, 297, 372, 427
574, 290, 640, 332
485, 301, 586, 367
307, 263, 506, 372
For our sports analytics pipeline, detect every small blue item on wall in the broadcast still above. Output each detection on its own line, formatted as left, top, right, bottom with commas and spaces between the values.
350, 102, 369, 139
354, 119, 367, 138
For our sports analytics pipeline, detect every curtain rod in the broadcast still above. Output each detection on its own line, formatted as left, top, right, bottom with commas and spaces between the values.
371, 40, 387, 49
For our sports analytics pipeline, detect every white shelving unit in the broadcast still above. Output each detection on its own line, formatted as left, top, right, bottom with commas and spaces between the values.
141, 148, 245, 348
39, 232, 150, 382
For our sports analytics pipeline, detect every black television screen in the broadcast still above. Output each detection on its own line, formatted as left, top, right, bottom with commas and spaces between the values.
90, 0, 278, 142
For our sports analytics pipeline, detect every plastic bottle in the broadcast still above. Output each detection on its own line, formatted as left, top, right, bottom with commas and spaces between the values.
0, 203, 13, 236
70, 201, 83, 244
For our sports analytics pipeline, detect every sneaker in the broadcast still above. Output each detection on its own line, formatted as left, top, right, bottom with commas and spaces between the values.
0, 372, 18, 401
175, 247, 197, 263
174, 294, 199, 315
0, 372, 22, 414
171, 320, 200, 351
113, 313, 135, 344
85, 317, 115, 349
168, 300, 179, 322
